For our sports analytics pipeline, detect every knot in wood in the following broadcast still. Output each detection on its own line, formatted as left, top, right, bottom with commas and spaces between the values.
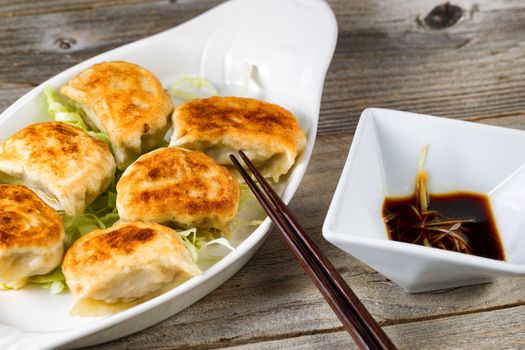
424, 2, 463, 29
54, 37, 77, 50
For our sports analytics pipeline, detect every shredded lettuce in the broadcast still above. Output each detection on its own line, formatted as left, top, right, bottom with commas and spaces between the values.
60, 171, 121, 247
0, 280, 26, 290
0, 89, 122, 294
44, 87, 111, 147
199, 238, 235, 259
177, 227, 217, 262
177, 227, 238, 262
1, 268, 66, 294
28, 268, 67, 294
177, 228, 199, 262
239, 182, 255, 206
231, 183, 262, 225
171, 77, 218, 101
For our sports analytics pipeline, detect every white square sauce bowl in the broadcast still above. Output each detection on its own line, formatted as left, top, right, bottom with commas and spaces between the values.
323, 108, 525, 293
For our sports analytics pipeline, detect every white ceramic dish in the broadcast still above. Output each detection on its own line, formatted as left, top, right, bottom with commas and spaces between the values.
323, 108, 525, 293
0, 0, 338, 348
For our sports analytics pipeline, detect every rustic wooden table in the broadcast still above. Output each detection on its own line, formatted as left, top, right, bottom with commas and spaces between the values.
2, 0, 525, 349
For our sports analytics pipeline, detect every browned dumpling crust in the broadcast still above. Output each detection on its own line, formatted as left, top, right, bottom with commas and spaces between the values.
62, 222, 200, 304
0, 122, 116, 216
116, 147, 240, 231
169, 96, 306, 181
0, 185, 65, 285
60, 61, 174, 169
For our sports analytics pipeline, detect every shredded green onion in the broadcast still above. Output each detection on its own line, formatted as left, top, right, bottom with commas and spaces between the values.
416, 144, 429, 212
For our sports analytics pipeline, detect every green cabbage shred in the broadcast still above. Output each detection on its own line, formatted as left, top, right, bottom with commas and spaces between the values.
44, 87, 111, 146
60, 171, 121, 247
28, 267, 67, 294
0, 267, 66, 294
177, 228, 239, 262
171, 77, 218, 101
177, 228, 199, 262
175, 181, 262, 263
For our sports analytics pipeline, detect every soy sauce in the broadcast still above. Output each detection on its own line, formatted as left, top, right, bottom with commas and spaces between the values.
382, 192, 505, 261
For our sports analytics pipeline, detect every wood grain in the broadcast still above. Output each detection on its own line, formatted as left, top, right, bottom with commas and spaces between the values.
2, 0, 525, 134
2, 0, 525, 349
0, 82, 33, 112
221, 305, 525, 350
0, 0, 159, 18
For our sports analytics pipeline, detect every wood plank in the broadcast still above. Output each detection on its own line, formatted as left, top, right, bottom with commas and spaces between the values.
221, 305, 525, 350
320, 0, 525, 133
87, 125, 525, 349
0, 0, 160, 18
2, 0, 525, 134
0, 82, 33, 112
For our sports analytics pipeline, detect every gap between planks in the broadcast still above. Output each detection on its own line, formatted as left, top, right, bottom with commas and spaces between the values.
463, 110, 525, 122
0, 0, 164, 19
379, 300, 525, 327
152, 327, 346, 350
150, 302, 525, 350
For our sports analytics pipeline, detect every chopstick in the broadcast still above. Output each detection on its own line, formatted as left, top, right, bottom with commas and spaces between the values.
230, 151, 397, 350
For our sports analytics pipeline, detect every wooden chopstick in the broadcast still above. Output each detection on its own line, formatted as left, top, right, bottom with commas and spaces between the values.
230, 151, 397, 350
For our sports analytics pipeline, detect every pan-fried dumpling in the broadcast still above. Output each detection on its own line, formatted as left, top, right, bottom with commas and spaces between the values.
0, 122, 116, 216
169, 96, 306, 181
0, 185, 65, 287
60, 61, 174, 169
62, 222, 200, 305
117, 147, 240, 231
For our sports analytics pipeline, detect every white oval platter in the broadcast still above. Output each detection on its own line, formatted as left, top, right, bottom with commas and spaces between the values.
0, 0, 337, 348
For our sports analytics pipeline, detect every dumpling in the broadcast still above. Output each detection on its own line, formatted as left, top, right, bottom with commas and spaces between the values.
117, 147, 240, 231
0, 122, 116, 216
60, 61, 174, 169
169, 96, 307, 181
62, 222, 200, 305
0, 185, 65, 287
